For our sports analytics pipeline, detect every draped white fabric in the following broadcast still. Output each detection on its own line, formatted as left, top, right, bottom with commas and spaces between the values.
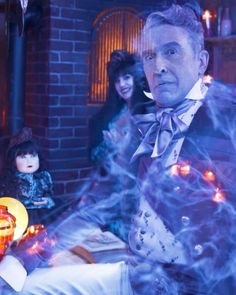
20, 262, 133, 295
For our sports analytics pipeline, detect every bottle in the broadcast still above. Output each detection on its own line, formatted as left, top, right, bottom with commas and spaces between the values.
221, 7, 232, 37
217, 6, 223, 36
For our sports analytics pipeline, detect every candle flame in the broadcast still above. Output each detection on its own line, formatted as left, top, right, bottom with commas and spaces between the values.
202, 10, 212, 20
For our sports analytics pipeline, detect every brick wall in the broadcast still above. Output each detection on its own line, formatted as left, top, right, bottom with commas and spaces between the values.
8, 0, 156, 205
25, 0, 93, 199
0, 0, 236, 206
23, 0, 156, 203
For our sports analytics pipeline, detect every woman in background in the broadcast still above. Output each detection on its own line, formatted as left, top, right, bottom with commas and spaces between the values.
86, 50, 153, 242
89, 49, 151, 168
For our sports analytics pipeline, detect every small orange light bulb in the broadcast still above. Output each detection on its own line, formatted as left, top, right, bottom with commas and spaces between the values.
203, 170, 216, 182
212, 188, 226, 203
179, 164, 190, 176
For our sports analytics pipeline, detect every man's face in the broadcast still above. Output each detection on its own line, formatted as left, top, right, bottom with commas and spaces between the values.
114, 73, 134, 102
15, 153, 39, 174
142, 25, 208, 107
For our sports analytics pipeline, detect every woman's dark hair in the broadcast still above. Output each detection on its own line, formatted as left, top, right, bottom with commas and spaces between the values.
6, 140, 43, 174
107, 49, 150, 113
89, 50, 151, 157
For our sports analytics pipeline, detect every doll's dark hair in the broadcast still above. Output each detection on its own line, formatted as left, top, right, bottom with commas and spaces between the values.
6, 140, 44, 174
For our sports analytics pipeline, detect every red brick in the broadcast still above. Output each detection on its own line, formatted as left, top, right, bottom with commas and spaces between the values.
53, 170, 79, 181
60, 138, 88, 148
60, 74, 84, 84
51, 41, 73, 51
47, 127, 73, 137
48, 85, 73, 95
65, 180, 85, 194
60, 117, 86, 127
60, 52, 87, 62
51, 0, 75, 8
60, 30, 89, 42
50, 63, 73, 73
49, 158, 88, 170
49, 106, 73, 116
51, 18, 74, 29
53, 182, 65, 196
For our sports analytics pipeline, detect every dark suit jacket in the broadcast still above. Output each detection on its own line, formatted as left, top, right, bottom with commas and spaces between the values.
134, 96, 236, 293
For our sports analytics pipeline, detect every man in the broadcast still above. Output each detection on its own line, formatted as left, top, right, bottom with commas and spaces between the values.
2, 4, 235, 295
129, 4, 236, 295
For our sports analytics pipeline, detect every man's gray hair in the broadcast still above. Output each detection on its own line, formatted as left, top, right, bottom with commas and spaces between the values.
142, 4, 204, 53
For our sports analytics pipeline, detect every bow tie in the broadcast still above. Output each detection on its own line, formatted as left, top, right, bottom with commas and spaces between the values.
132, 99, 196, 161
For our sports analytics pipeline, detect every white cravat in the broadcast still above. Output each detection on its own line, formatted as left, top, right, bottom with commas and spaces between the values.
145, 78, 208, 166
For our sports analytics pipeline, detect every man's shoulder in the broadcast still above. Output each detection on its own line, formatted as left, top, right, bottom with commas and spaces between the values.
184, 98, 236, 162
182, 81, 236, 137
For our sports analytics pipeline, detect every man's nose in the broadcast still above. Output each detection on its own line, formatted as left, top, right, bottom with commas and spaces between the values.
154, 56, 167, 75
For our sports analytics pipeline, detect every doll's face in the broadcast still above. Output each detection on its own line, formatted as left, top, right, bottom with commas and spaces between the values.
15, 153, 39, 174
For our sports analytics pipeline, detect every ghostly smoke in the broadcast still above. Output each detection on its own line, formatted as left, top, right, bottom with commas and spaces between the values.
12, 81, 236, 295
127, 81, 236, 294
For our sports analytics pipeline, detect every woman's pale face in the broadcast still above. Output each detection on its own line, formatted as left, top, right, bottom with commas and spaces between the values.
114, 73, 134, 101
15, 153, 39, 174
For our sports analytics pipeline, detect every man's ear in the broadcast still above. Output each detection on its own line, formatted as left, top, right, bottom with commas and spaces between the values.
198, 50, 209, 76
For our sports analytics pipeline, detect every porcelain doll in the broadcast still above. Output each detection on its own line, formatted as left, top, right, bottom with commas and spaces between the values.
0, 127, 55, 225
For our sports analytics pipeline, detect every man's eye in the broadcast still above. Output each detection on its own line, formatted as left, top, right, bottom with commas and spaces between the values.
166, 48, 177, 55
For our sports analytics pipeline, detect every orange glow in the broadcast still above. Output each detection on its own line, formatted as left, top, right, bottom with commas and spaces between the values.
212, 188, 226, 203
18, 224, 56, 256
26, 236, 56, 256
170, 164, 180, 176
17, 224, 45, 246
202, 10, 212, 20
0, 206, 16, 260
203, 170, 216, 182
202, 10, 212, 31
0, 197, 28, 241
179, 164, 191, 176
27, 240, 42, 255
170, 163, 191, 176
203, 75, 213, 84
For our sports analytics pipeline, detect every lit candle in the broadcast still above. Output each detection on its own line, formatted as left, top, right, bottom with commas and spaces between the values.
202, 10, 212, 37
203, 10, 212, 30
